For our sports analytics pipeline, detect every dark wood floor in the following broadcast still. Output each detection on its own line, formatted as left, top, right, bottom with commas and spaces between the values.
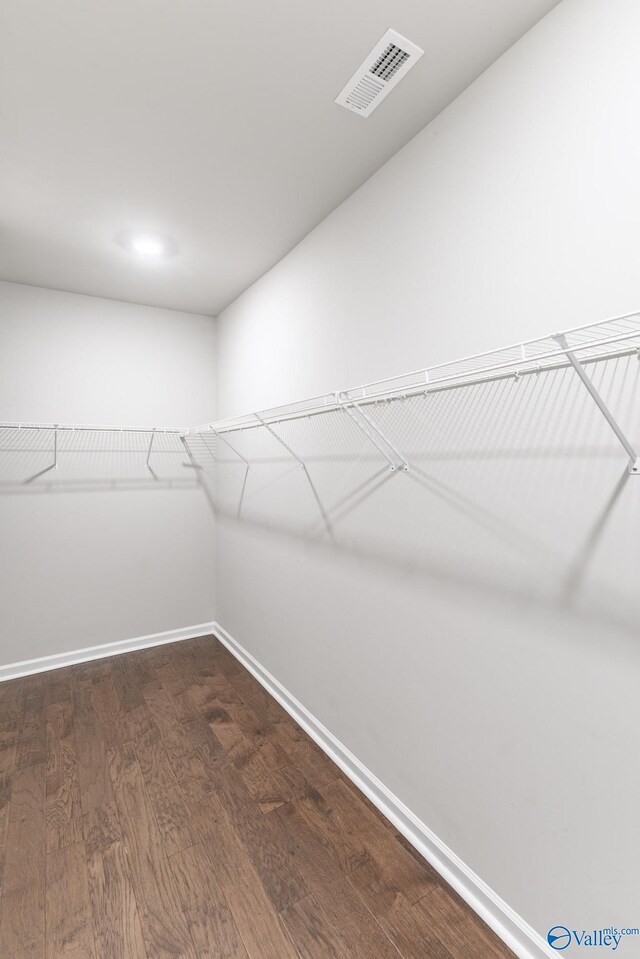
0, 635, 515, 959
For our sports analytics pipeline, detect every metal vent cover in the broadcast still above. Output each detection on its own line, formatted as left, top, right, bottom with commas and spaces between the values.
370, 43, 410, 80
335, 29, 424, 118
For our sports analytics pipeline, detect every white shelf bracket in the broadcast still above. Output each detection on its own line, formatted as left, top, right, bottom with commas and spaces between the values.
209, 427, 250, 518
24, 424, 58, 484
254, 414, 333, 537
209, 427, 250, 467
254, 414, 306, 468
180, 435, 217, 513
145, 428, 159, 481
337, 393, 408, 472
554, 334, 639, 475
145, 429, 155, 470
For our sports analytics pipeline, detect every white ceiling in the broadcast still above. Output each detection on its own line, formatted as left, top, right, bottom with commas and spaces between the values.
0, 0, 560, 316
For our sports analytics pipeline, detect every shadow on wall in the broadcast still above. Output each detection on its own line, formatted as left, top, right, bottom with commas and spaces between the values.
2, 356, 638, 633
186, 355, 640, 635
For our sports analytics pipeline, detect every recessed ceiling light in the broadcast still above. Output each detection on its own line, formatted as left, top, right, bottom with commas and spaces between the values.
117, 230, 176, 258
132, 235, 164, 256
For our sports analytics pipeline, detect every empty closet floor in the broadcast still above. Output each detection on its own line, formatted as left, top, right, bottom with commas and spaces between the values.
0, 635, 515, 959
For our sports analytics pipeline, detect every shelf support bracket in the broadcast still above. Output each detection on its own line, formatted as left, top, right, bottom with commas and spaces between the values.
254, 414, 333, 537
24, 424, 57, 484
209, 427, 250, 468
554, 333, 639, 475
209, 428, 250, 518
337, 393, 408, 472
180, 434, 217, 514
145, 429, 155, 471
254, 414, 306, 468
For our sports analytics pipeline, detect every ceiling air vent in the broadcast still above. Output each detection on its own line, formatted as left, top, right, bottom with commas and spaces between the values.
335, 29, 424, 118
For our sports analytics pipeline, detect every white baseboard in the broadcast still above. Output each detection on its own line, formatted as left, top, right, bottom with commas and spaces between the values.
212, 621, 554, 959
0, 621, 217, 683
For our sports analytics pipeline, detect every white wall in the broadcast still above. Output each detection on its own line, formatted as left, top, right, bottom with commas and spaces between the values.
0, 280, 217, 664
215, 0, 640, 952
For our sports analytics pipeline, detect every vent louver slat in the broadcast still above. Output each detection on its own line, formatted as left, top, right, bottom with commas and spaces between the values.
370, 43, 410, 80
346, 76, 384, 110
335, 29, 424, 118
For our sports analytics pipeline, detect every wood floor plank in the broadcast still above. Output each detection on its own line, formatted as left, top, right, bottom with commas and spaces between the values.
241, 760, 310, 814
82, 800, 122, 854
189, 795, 300, 959
222, 668, 288, 725
108, 657, 146, 713
275, 797, 344, 889
0, 720, 17, 895
139, 646, 172, 671
349, 857, 451, 959
133, 728, 193, 857
0, 795, 10, 900
141, 681, 213, 803
413, 885, 515, 959
0, 721, 17, 756
107, 744, 197, 959
0, 762, 46, 959
240, 737, 290, 774
281, 894, 347, 959
211, 761, 309, 911
207, 711, 255, 765
152, 657, 189, 698
224, 701, 268, 745
288, 784, 370, 875
320, 779, 435, 904
184, 678, 226, 724
46, 700, 83, 852
175, 639, 220, 681
83, 802, 149, 959
0, 679, 24, 729
311, 875, 405, 959
15, 680, 46, 771
46, 841, 96, 959
109, 658, 156, 741
181, 714, 225, 772
170, 686, 201, 724
41, 669, 72, 709
207, 644, 246, 681
205, 672, 246, 708
71, 680, 114, 813
273, 722, 341, 789
207, 674, 288, 762
200, 682, 289, 785
90, 669, 131, 748
115, 651, 155, 689
170, 841, 250, 959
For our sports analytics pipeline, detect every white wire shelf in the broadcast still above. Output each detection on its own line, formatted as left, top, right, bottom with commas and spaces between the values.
0, 422, 185, 433
2, 309, 640, 485
0, 424, 191, 488
191, 310, 640, 435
